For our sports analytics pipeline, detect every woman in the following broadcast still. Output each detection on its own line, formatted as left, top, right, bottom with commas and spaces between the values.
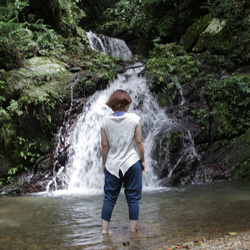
100, 89, 146, 234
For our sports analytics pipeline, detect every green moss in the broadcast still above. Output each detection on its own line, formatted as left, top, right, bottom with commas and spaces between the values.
229, 129, 250, 180
180, 14, 212, 50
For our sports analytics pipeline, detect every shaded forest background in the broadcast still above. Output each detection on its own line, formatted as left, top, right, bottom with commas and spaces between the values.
0, 0, 250, 192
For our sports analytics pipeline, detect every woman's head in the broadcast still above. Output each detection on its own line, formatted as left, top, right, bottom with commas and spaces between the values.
106, 90, 132, 111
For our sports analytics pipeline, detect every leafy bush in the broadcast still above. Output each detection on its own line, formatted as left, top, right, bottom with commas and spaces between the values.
206, 75, 250, 138
78, 0, 117, 31
102, 0, 181, 41
0, 17, 73, 70
191, 74, 250, 139
203, 0, 250, 65
145, 43, 201, 98
0, 0, 87, 70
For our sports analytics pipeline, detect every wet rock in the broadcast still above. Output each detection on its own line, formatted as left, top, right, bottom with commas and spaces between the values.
20, 172, 52, 194
180, 14, 211, 51
0, 183, 21, 195
35, 156, 51, 173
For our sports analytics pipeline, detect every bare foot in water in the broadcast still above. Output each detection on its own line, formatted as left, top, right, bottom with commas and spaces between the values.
102, 229, 109, 235
130, 228, 138, 233
130, 220, 138, 233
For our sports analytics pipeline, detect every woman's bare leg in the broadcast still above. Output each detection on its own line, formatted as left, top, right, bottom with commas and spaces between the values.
102, 219, 109, 234
130, 220, 138, 232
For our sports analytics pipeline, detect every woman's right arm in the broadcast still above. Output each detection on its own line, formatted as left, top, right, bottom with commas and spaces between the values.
101, 128, 109, 174
135, 122, 146, 173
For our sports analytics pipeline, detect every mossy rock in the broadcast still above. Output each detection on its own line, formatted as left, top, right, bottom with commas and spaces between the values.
76, 69, 115, 98
230, 128, 250, 163
180, 13, 212, 51
228, 128, 250, 180
192, 18, 227, 53
6, 57, 74, 99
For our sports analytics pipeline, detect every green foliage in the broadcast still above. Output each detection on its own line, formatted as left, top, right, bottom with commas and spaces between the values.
76, 52, 120, 96
206, 75, 250, 138
102, 0, 181, 41
203, 0, 250, 65
0, 0, 29, 22
63, 35, 88, 59
0, 0, 88, 70
79, 0, 118, 31
16, 136, 41, 164
7, 99, 23, 116
0, 19, 70, 70
0, 74, 63, 176
0, 21, 24, 69
190, 105, 210, 131
145, 43, 201, 97
191, 74, 250, 139
232, 159, 250, 180
90, 52, 122, 73
0, 107, 16, 146
59, 0, 86, 36
0, 136, 43, 185
19, 88, 63, 135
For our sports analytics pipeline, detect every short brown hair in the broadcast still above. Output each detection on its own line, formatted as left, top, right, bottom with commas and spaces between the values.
106, 89, 132, 111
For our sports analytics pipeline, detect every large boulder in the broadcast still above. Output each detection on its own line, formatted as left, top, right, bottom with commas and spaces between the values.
192, 18, 227, 53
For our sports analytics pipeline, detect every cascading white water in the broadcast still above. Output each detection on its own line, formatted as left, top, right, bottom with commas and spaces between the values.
56, 32, 200, 195
65, 63, 173, 194
168, 130, 200, 178
86, 31, 132, 61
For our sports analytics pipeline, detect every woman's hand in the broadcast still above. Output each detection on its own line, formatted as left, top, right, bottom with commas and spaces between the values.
141, 161, 146, 174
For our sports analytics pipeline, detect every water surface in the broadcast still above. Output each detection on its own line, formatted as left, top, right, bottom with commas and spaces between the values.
1, 181, 250, 249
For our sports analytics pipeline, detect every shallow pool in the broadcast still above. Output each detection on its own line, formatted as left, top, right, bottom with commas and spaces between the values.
0, 181, 250, 249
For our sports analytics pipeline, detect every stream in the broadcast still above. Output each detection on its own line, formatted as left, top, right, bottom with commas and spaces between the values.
1, 182, 250, 249
1, 32, 250, 249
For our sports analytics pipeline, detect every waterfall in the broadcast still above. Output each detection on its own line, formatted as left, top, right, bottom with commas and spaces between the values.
64, 63, 174, 194
86, 31, 132, 61
52, 32, 200, 194
45, 76, 80, 192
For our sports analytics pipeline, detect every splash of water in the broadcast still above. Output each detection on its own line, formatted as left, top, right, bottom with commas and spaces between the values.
168, 130, 200, 178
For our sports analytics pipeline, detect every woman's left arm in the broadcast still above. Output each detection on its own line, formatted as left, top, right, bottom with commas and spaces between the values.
135, 122, 146, 174
101, 128, 109, 174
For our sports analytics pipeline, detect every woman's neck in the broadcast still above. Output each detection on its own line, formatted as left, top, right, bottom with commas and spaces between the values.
112, 111, 126, 116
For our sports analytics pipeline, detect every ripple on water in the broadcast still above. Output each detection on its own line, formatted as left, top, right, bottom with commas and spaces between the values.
0, 182, 250, 249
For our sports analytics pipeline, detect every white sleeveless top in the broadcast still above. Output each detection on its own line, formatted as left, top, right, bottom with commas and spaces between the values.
101, 112, 140, 178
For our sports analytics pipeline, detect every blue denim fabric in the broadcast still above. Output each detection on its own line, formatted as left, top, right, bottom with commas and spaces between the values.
101, 161, 142, 221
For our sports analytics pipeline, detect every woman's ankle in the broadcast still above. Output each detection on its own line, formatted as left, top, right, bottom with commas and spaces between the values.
129, 220, 138, 232
102, 219, 109, 234
102, 229, 109, 235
